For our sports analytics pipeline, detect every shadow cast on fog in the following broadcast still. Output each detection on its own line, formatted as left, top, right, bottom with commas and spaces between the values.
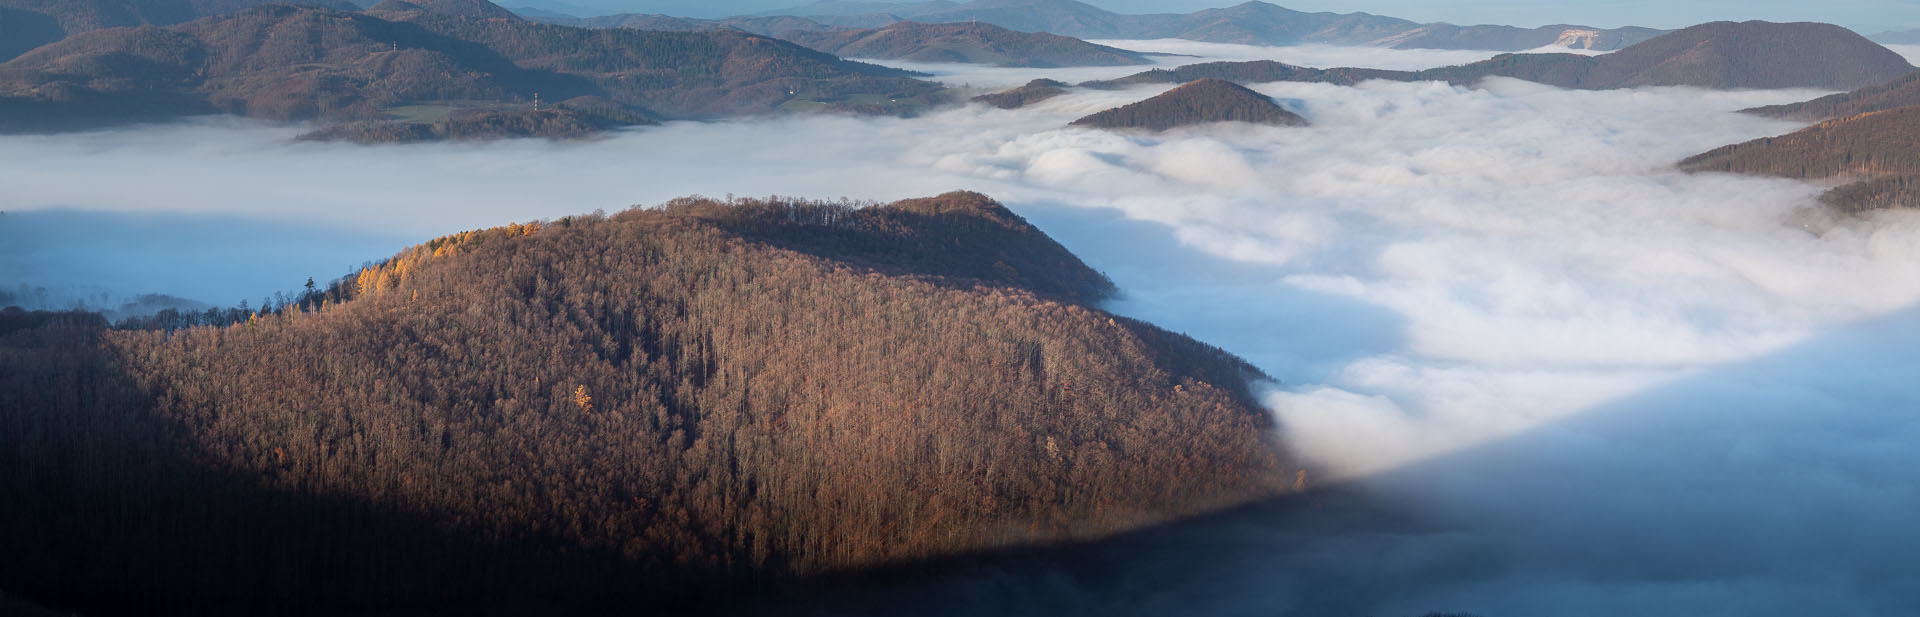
1020, 202, 1407, 383
751, 304, 1920, 617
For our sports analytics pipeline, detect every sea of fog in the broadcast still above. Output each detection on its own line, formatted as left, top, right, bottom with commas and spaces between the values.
4, 40, 1918, 615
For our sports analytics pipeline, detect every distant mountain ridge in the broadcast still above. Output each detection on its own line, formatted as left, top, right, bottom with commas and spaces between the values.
781, 20, 1151, 67
0, 0, 360, 60
1083, 21, 1915, 92
747, 0, 1665, 51
1872, 28, 1920, 45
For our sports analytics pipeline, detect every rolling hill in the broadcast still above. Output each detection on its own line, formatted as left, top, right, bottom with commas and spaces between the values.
1679, 106, 1920, 213
0, 0, 360, 61
0, 191, 1299, 614
1070, 78, 1306, 131
0, 1, 947, 135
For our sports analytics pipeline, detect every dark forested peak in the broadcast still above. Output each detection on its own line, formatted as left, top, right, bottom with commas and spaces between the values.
972, 77, 1068, 108
659, 191, 1115, 303
1680, 105, 1920, 213
886, 189, 1026, 224
1744, 69, 1920, 121
1071, 78, 1306, 132
1584, 20, 1913, 90
368, 0, 520, 20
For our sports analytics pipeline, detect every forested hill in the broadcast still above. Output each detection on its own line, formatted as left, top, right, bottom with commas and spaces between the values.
1679, 106, 1920, 213
1070, 78, 1307, 131
0, 191, 1298, 615
0, 1, 947, 135
1082, 21, 1914, 92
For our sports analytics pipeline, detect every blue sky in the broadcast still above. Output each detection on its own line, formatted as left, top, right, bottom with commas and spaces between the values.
527, 0, 1919, 32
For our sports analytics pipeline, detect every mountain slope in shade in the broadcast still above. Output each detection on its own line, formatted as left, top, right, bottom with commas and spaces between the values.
0, 192, 1296, 614
1744, 69, 1920, 120
1071, 78, 1306, 131
782, 21, 1149, 67
1679, 106, 1920, 213
1084, 21, 1915, 93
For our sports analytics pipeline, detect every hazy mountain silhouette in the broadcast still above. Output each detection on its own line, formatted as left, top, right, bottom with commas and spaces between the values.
751, 0, 1663, 51
1083, 21, 1915, 92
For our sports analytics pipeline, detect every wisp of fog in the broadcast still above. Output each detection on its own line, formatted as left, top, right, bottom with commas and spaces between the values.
3, 41, 1916, 616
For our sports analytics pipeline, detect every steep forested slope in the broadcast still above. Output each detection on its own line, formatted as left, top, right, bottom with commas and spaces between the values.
1744, 69, 1920, 121
0, 192, 1297, 615
1680, 106, 1920, 212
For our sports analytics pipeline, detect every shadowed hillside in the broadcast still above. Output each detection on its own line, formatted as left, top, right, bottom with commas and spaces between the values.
1680, 106, 1920, 213
0, 192, 1297, 615
1083, 21, 1914, 92
1071, 78, 1306, 131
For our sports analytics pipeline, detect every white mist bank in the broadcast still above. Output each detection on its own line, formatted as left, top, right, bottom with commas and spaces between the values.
3, 41, 1915, 615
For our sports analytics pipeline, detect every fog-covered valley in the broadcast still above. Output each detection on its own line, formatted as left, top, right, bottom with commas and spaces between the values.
5, 39, 1918, 616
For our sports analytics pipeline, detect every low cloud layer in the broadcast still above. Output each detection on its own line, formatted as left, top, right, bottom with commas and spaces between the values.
4, 41, 1916, 615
